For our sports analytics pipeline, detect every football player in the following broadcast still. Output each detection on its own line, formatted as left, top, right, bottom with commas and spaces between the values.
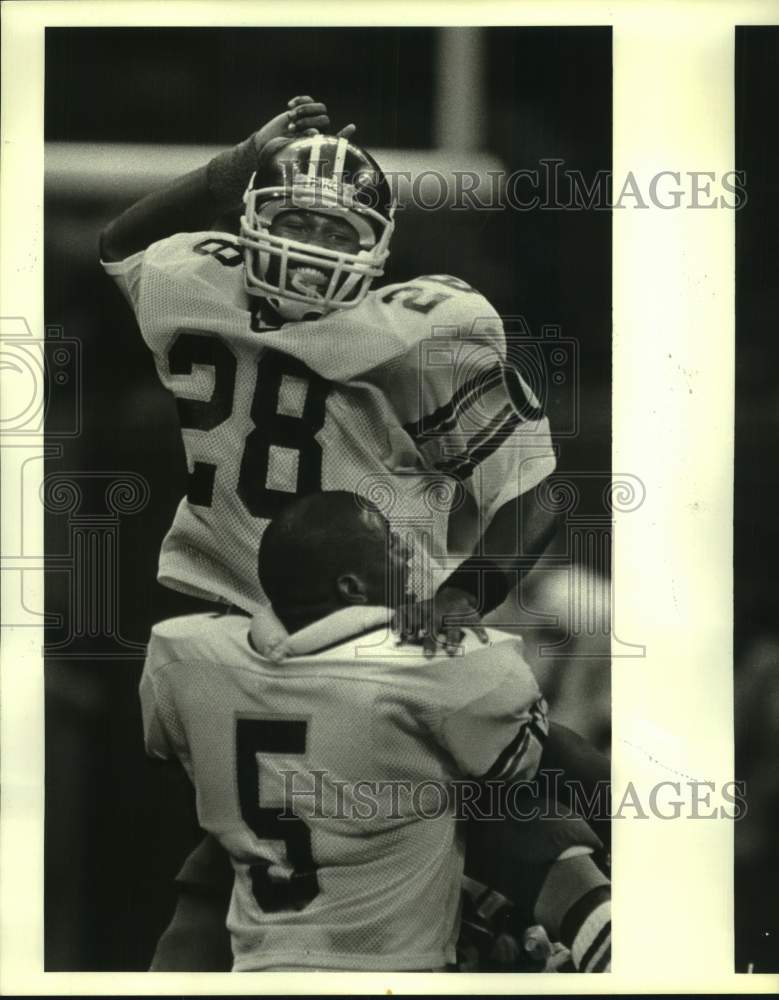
99, 96, 558, 642
140, 491, 611, 972
100, 96, 595, 969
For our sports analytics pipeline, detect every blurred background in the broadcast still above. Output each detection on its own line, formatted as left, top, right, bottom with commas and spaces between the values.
734, 26, 779, 975
43, 27, 612, 970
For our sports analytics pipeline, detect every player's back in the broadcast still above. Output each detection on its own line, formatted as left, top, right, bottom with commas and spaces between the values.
141, 610, 545, 971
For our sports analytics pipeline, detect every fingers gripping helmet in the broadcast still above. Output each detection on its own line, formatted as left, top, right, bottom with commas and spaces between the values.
240, 134, 396, 320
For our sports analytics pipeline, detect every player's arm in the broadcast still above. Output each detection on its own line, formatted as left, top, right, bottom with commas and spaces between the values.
445, 477, 558, 591
150, 834, 233, 971
541, 721, 610, 789
539, 721, 611, 847
403, 484, 558, 654
99, 97, 349, 262
484, 481, 559, 570
398, 440, 558, 657
393, 304, 559, 651
436, 641, 550, 784
439, 656, 611, 973
140, 644, 234, 970
435, 647, 611, 974
151, 886, 232, 971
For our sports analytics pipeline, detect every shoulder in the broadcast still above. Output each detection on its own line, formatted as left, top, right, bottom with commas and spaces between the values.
364, 274, 505, 352
148, 612, 249, 668
381, 629, 535, 709
450, 630, 538, 701
450, 629, 530, 684
368, 274, 500, 322
143, 231, 244, 277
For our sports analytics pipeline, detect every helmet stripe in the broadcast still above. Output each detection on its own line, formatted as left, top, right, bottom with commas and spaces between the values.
307, 134, 323, 180
333, 136, 348, 180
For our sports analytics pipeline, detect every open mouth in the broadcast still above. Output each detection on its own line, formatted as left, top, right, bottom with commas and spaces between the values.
289, 266, 329, 296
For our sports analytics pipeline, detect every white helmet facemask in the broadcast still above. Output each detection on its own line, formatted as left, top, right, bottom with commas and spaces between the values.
240, 180, 395, 322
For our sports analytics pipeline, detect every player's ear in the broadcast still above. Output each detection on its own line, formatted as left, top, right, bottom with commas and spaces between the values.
336, 573, 368, 605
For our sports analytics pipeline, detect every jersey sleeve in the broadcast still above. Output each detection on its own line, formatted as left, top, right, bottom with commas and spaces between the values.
139, 625, 192, 764
100, 231, 244, 359
139, 662, 177, 761
395, 280, 557, 523
101, 249, 146, 312
432, 636, 549, 782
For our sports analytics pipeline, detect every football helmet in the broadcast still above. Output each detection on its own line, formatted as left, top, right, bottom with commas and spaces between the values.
240, 134, 395, 320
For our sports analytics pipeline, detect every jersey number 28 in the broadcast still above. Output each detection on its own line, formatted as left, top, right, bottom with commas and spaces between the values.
168, 331, 331, 519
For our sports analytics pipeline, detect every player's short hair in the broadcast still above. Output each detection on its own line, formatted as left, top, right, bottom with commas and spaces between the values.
258, 491, 385, 616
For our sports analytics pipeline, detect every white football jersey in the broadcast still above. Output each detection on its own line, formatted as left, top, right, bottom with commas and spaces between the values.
104, 233, 555, 611
140, 608, 548, 971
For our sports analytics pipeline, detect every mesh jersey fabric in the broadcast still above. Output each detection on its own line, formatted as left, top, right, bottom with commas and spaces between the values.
140, 610, 548, 971
103, 233, 556, 612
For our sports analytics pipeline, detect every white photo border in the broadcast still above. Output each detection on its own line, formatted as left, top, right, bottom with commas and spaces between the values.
2, 0, 778, 993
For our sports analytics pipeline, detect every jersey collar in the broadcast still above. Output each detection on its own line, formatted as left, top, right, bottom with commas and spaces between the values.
250, 605, 394, 663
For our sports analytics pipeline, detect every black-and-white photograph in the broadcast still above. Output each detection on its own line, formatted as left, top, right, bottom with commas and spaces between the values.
4, 2, 779, 994
42, 25, 613, 974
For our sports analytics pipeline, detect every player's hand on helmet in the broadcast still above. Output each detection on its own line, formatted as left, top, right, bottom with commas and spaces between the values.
394, 585, 489, 657
286, 96, 357, 140
252, 96, 357, 156
209, 97, 357, 207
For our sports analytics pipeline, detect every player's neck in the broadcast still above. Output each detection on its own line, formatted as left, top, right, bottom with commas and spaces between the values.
277, 596, 389, 635
276, 599, 339, 634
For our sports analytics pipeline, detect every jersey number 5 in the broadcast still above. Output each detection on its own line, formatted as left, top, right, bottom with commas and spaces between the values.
236, 717, 320, 913
168, 332, 331, 519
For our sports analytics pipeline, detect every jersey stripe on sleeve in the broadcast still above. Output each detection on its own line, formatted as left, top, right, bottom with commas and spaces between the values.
402, 364, 505, 441
435, 407, 522, 481
479, 696, 548, 783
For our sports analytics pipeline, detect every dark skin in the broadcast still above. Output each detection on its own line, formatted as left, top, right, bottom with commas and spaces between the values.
268, 209, 363, 301
396, 482, 559, 656
270, 509, 414, 633
270, 210, 362, 255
